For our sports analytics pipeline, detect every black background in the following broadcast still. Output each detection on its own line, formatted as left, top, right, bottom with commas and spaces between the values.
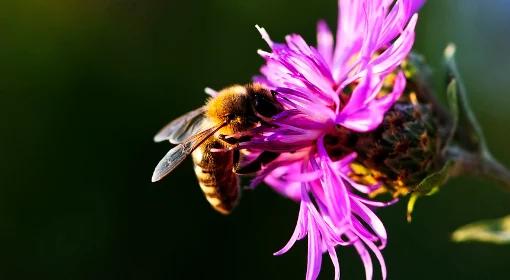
1, 0, 510, 279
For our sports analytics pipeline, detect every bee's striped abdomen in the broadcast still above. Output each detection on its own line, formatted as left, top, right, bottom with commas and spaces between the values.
192, 138, 240, 214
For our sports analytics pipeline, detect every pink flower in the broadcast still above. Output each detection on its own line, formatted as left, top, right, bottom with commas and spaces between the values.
243, 1, 425, 279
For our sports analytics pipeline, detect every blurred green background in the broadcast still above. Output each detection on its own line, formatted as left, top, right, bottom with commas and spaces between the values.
0, 0, 509, 279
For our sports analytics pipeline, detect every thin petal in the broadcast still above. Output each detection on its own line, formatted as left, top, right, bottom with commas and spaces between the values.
351, 198, 388, 248
327, 247, 340, 280
317, 20, 334, 67
306, 217, 323, 280
356, 232, 388, 280
338, 71, 406, 132
410, 0, 426, 14
256, 24, 274, 47
353, 239, 373, 280
274, 199, 308, 255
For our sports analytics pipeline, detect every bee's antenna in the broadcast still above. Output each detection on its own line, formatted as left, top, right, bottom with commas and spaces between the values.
204, 87, 218, 97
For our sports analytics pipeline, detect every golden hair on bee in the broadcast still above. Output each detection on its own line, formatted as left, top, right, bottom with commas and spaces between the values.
204, 83, 278, 135
205, 85, 252, 135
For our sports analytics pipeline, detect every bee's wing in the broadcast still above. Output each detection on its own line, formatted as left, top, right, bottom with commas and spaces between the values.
154, 107, 206, 144
151, 122, 226, 182
169, 114, 208, 144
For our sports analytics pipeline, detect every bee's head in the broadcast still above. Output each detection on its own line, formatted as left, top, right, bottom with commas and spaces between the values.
206, 83, 283, 134
247, 83, 283, 119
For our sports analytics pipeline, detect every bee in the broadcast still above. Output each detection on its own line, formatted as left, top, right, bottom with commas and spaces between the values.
152, 83, 283, 214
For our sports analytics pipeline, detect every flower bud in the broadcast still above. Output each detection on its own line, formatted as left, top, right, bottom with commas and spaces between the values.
324, 54, 451, 196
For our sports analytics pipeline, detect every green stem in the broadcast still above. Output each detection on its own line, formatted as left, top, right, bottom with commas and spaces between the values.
448, 146, 510, 191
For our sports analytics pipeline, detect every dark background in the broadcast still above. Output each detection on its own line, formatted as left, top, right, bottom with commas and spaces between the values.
1, 0, 509, 279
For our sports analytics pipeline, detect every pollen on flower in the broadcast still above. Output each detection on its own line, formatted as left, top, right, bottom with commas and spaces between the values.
409, 91, 419, 105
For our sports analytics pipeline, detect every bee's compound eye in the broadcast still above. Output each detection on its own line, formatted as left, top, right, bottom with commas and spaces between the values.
254, 93, 280, 118
226, 113, 236, 121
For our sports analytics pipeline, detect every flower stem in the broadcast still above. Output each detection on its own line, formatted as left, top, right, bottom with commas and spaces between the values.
448, 146, 510, 191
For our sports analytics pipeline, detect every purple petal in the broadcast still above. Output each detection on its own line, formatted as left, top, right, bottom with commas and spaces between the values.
377, 0, 422, 48
410, 0, 426, 14
337, 71, 405, 132
317, 20, 334, 67
338, 68, 376, 117
266, 178, 301, 201
327, 246, 340, 280
352, 195, 399, 207
316, 137, 352, 226
351, 198, 388, 248
353, 239, 374, 280
274, 198, 308, 255
355, 231, 388, 280
306, 217, 323, 280
371, 14, 418, 76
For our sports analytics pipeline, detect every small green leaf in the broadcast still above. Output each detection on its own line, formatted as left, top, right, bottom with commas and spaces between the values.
452, 215, 510, 244
444, 44, 489, 156
406, 193, 419, 223
414, 160, 455, 195
445, 79, 459, 147
406, 160, 455, 222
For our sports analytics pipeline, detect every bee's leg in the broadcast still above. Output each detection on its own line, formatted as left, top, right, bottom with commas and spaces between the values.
233, 149, 240, 167
235, 151, 280, 175
218, 134, 239, 145
218, 134, 252, 145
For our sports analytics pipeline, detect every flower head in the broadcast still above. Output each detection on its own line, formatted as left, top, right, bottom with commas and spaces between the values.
243, 0, 426, 279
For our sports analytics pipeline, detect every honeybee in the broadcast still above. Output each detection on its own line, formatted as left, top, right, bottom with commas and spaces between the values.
152, 83, 283, 214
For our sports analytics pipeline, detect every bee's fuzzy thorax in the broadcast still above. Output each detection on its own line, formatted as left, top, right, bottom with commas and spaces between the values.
205, 85, 255, 135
